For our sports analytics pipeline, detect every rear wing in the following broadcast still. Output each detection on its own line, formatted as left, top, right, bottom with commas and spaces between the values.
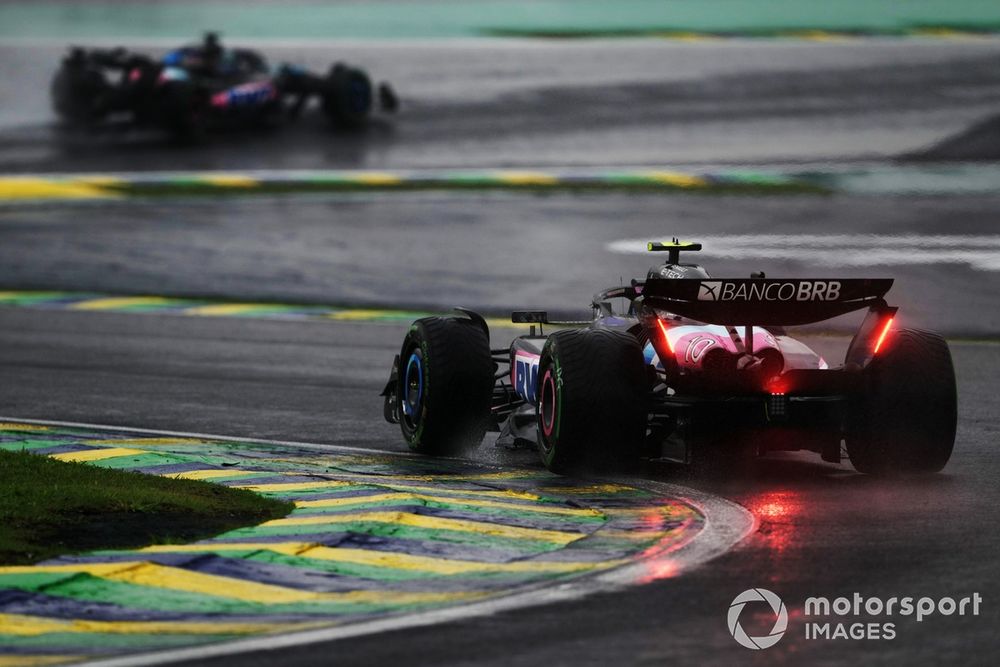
640, 278, 893, 326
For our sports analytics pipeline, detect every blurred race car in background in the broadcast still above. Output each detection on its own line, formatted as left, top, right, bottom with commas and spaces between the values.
51, 32, 398, 139
382, 241, 958, 476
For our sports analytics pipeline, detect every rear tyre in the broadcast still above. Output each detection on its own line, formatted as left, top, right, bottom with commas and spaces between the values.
536, 329, 647, 474
51, 64, 110, 125
846, 328, 957, 474
397, 317, 493, 456
322, 64, 373, 127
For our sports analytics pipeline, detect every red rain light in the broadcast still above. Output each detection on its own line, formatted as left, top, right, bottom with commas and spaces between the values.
656, 318, 673, 355
767, 376, 788, 395
873, 317, 894, 355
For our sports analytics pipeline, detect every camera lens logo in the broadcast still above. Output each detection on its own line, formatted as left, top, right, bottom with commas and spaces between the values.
728, 588, 788, 650
697, 281, 721, 301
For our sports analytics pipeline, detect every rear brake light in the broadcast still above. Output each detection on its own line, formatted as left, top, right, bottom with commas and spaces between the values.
656, 319, 673, 354
873, 317, 894, 355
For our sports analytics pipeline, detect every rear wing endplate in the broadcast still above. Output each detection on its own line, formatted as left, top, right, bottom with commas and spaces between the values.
641, 278, 893, 325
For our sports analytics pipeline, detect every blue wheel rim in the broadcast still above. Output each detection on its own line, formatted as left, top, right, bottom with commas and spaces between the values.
348, 77, 371, 113
402, 352, 423, 418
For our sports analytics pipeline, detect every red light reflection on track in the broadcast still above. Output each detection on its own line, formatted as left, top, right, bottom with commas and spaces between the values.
637, 558, 680, 583
747, 490, 801, 583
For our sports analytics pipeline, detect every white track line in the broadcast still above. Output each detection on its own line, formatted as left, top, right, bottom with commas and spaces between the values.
1, 416, 755, 667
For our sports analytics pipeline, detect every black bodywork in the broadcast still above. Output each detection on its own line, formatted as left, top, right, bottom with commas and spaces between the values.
383, 241, 956, 474
51, 33, 398, 139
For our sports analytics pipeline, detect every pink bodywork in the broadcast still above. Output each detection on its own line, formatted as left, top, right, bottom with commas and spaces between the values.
659, 324, 828, 371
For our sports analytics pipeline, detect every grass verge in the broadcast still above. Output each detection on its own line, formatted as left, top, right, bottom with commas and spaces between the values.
0, 449, 292, 565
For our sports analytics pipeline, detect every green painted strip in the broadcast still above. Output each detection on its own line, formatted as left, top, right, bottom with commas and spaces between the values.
0, 169, 830, 202
217, 522, 571, 553
75, 453, 204, 469
0, 438, 81, 451
0, 572, 451, 616
486, 25, 1000, 39
0, 1, 999, 41
290, 499, 605, 524
0, 289, 463, 326
240, 551, 551, 582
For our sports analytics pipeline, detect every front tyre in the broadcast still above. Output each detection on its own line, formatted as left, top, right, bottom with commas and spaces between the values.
847, 328, 957, 474
397, 317, 493, 456
322, 64, 373, 127
536, 329, 647, 474
51, 64, 110, 125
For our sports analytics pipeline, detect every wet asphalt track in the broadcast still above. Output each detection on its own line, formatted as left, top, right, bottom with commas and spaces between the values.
3, 38, 1000, 170
1, 37, 1000, 664
0, 309, 998, 665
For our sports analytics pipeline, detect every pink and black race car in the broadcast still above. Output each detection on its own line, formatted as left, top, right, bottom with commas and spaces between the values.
51, 33, 397, 139
382, 241, 957, 475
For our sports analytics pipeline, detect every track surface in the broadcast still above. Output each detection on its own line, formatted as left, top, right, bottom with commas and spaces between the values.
2, 193, 1000, 334
2, 36, 1000, 664
3, 39, 1000, 169
0, 308, 998, 665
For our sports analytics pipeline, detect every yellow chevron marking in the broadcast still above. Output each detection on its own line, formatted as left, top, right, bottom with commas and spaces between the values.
200, 174, 259, 188
0, 613, 310, 637
641, 171, 707, 188
295, 492, 602, 518
0, 656, 83, 667
51, 447, 148, 463
316, 470, 531, 483
597, 528, 674, 541
0, 562, 477, 605
494, 171, 559, 186
259, 511, 586, 544
326, 309, 409, 321
350, 481, 550, 502
83, 437, 207, 447
235, 478, 548, 502
183, 303, 282, 316
0, 423, 50, 432
165, 469, 271, 481
538, 483, 634, 495
234, 479, 356, 493
0, 178, 112, 200
141, 542, 617, 575
349, 172, 403, 186
655, 31, 717, 41
69, 296, 176, 311
909, 27, 976, 38
784, 30, 845, 41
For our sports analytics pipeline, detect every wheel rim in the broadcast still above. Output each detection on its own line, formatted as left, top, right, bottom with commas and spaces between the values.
348, 76, 371, 113
401, 351, 423, 423
539, 368, 557, 438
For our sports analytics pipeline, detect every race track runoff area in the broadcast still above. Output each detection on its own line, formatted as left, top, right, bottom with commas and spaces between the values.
0, 421, 706, 665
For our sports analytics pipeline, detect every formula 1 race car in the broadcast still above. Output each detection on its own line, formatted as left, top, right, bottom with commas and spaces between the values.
51, 33, 397, 139
382, 241, 957, 475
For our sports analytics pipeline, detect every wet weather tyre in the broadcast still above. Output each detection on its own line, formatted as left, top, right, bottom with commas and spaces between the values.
397, 317, 493, 456
847, 328, 957, 474
322, 64, 373, 127
536, 329, 647, 474
51, 65, 110, 125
